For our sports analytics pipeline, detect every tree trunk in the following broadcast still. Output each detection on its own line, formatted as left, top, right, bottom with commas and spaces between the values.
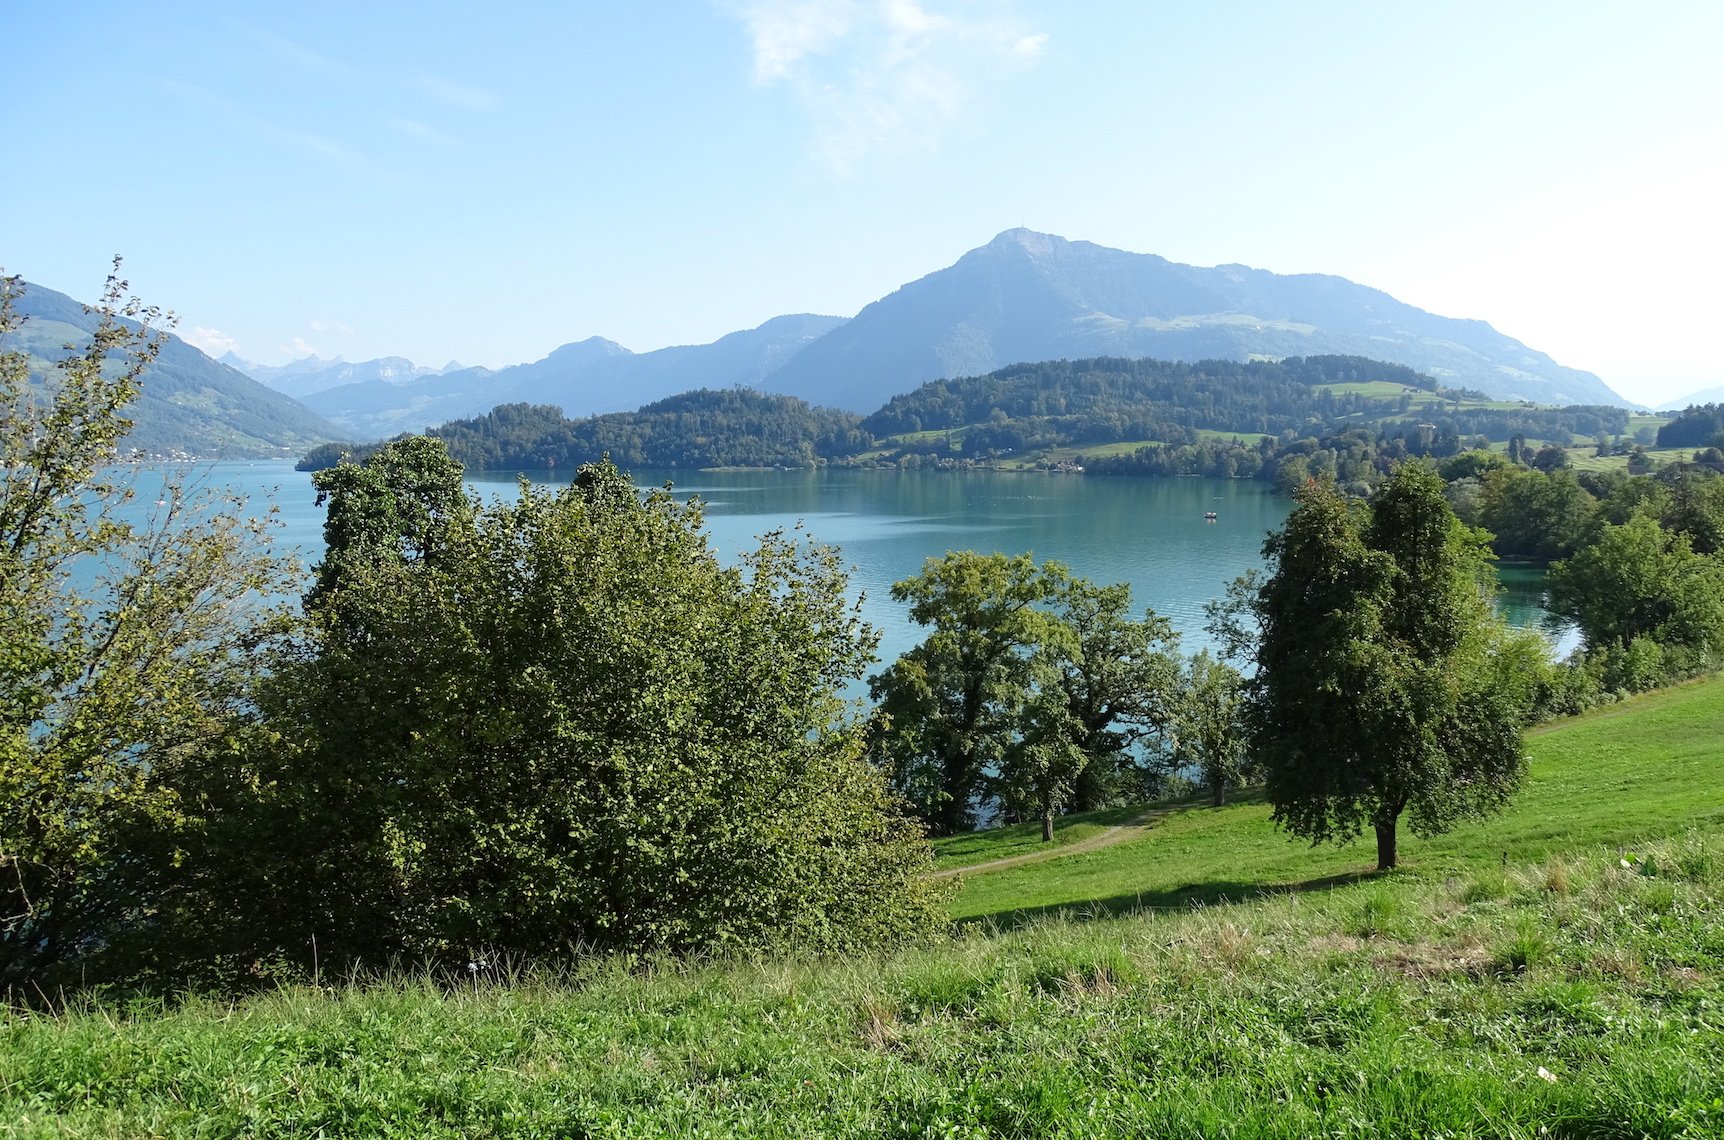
1211, 777, 1226, 808
1374, 817, 1399, 871
1042, 805, 1055, 843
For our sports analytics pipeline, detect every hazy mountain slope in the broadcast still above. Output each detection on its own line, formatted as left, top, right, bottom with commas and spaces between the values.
1659, 387, 1724, 412
305, 317, 847, 440
9, 281, 343, 457
508, 314, 849, 414
759, 229, 1623, 411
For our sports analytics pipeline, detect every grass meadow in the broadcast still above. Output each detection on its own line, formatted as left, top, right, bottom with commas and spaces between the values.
3, 680, 1721, 1137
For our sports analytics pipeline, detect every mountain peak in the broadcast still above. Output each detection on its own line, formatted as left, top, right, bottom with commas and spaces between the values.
759, 231, 1625, 411
543, 336, 632, 365
987, 228, 1069, 256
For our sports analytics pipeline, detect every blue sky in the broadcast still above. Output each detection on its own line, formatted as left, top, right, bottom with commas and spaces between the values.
6, 1, 1720, 405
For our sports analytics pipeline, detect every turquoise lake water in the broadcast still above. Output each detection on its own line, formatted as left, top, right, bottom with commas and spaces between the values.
184, 460, 1576, 670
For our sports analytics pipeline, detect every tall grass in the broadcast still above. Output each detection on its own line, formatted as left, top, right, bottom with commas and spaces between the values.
3, 832, 1721, 1137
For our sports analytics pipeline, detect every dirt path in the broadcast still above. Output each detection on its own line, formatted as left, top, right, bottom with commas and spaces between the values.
929, 804, 1182, 880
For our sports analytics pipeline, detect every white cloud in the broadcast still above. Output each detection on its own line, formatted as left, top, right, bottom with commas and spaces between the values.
308, 319, 355, 335
279, 336, 321, 359
732, 0, 1046, 172
1012, 32, 1048, 58
742, 0, 857, 81
183, 326, 241, 356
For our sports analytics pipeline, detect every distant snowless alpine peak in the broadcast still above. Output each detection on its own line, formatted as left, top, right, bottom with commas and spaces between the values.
221, 230, 1627, 439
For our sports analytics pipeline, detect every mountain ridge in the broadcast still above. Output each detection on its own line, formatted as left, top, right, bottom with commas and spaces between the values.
8, 280, 343, 457
756, 229, 1621, 411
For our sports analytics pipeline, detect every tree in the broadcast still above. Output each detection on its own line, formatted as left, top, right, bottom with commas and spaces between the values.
869, 553, 1070, 835
870, 554, 1184, 837
1246, 468, 1528, 870
1477, 466, 1596, 560
1170, 652, 1249, 807
225, 447, 944, 966
0, 267, 297, 989
1051, 579, 1184, 811
991, 665, 1088, 841
1547, 512, 1724, 668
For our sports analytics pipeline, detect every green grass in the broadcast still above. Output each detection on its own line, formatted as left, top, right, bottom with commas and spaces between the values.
5, 833, 1721, 1136
946, 677, 1724, 922
1565, 446, 1693, 474
932, 804, 1146, 870
3, 681, 1722, 1137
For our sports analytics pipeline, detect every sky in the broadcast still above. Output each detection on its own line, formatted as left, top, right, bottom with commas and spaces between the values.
5, 1, 1721, 407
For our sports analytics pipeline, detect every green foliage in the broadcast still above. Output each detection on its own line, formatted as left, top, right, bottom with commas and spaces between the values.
869, 553, 1073, 835
1170, 651, 1250, 807
213, 445, 945, 968
1245, 466, 1529, 870
1050, 579, 1184, 810
424, 391, 870, 471
0, 268, 298, 990
869, 554, 1184, 836
1655, 401, 1724, 450
1476, 465, 1596, 560
1549, 513, 1724, 653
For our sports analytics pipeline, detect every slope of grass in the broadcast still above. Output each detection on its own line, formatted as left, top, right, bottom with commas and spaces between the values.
5, 831, 1720, 1138
932, 805, 1146, 870
3, 681, 1721, 1137
944, 677, 1724, 921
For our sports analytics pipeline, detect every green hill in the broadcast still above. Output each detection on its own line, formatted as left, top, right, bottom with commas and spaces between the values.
4, 679, 1721, 1137
9, 280, 343, 458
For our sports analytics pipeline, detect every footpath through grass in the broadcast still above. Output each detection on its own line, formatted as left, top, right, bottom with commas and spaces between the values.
2, 681, 1722, 1138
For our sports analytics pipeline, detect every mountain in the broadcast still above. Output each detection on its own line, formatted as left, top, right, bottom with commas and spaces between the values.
757, 229, 1626, 411
1659, 386, 1724, 412
9, 281, 344, 457
225, 353, 455, 400
301, 316, 847, 439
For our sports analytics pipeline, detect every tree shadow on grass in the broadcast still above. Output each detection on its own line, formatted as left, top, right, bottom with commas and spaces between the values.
956, 868, 1382, 932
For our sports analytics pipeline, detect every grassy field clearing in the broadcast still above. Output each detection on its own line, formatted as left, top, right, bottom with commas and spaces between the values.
3, 681, 1721, 1137
940, 678, 1724, 922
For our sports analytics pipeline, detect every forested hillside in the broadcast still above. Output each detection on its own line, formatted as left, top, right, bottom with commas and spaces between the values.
425, 389, 870, 470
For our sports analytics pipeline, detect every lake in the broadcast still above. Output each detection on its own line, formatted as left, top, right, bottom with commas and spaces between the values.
189, 460, 1577, 669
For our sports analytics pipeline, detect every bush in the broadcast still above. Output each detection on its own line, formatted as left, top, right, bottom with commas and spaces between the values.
174, 447, 949, 976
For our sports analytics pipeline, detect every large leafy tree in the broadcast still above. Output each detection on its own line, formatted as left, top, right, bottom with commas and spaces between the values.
869, 553, 1183, 836
1248, 468, 1529, 870
1053, 579, 1184, 811
227, 446, 943, 966
0, 268, 296, 988
869, 553, 1071, 835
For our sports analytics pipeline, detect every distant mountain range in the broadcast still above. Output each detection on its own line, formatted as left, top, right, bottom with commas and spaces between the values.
251, 316, 848, 440
10, 281, 344, 457
25, 230, 1634, 455
226, 229, 1625, 441
1659, 387, 1724, 412
218, 352, 468, 400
